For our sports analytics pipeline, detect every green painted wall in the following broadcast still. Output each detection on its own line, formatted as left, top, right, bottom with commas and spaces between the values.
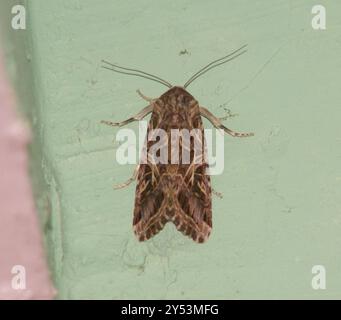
4, 0, 341, 299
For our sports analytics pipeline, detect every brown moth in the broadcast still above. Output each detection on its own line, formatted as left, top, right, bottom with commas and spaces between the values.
101, 45, 253, 243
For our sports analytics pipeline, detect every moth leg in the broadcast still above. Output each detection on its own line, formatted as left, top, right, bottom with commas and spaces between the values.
212, 188, 223, 199
113, 165, 139, 190
137, 89, 154, 103
200, 106, 254, 138
219, 116, 229, 121
219, 109, 238, 121
101, 105, 153, 127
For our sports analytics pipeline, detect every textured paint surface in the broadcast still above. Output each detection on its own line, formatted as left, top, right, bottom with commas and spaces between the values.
5, 0, 341, 298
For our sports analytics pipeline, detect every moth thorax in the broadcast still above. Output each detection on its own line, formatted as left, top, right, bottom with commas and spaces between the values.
167, 165, 178, 175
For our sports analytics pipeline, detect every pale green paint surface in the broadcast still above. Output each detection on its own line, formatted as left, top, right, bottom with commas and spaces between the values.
3, 0, 341, 299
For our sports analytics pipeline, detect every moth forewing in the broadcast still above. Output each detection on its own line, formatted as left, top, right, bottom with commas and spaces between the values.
132, 87, 212, 243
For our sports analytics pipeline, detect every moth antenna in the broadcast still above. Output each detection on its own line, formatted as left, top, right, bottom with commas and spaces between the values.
102, 60, 172, 88
102, 66, 170, 88
184, 51, 247, 88
183, 45, 248, 88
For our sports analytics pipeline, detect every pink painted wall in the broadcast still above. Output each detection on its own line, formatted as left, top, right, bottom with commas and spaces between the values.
0, 50, 55, 299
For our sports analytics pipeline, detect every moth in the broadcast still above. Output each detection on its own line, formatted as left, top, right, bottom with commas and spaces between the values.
101, 45, 253, 243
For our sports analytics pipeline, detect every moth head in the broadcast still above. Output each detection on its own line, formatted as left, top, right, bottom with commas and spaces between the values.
160, 86, 194, 104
